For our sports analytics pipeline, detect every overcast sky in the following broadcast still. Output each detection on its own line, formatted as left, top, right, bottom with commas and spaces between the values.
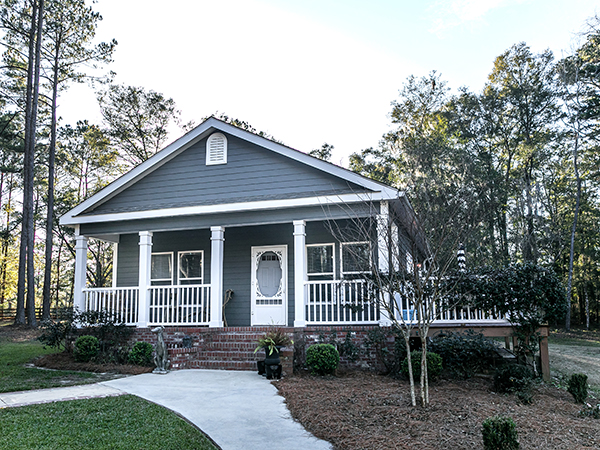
58, 0, 599, 166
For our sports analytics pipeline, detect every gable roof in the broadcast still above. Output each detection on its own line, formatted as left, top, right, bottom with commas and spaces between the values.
60, 117, 405, 227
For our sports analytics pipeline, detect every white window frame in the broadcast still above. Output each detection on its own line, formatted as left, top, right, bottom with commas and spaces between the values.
177, 250, 204, 285
151, 252, 174, 285
206, 132, 227, 165
306, 243, 336, 279
341, 241, 371, 276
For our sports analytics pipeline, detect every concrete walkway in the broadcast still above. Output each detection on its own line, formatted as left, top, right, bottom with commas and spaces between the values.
0, 370, 332, 450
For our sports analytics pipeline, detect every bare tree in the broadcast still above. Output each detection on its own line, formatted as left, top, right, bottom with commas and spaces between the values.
326, 195, 474, 407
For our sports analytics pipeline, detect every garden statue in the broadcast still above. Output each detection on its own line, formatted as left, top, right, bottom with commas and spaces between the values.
152, 326, 169, 374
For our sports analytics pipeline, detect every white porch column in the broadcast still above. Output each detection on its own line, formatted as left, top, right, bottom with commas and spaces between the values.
138, 231, 153, 327
73, 232, 88, 313
293, 220, 307, 327
209, 226, 225, 328
377, 201, 392, 326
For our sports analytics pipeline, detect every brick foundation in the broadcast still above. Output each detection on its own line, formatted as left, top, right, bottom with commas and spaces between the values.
129, 325, 395, 375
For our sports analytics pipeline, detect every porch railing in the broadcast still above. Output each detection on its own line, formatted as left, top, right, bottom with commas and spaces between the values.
305, 280, 509, 326
148, 284, 211, 326
306, 279, 379, 325
82, 284, 211, 326
83, 287, 139, 324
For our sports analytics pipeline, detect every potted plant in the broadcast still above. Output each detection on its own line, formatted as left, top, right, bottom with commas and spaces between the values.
254, 328, 292, 379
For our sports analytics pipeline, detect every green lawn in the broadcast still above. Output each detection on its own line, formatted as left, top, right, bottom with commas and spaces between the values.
0, 340, 99, 393
0, 395, 218, 450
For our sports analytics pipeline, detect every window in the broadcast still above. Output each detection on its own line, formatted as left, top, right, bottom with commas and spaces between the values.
178, 251, 204, 285
151, 252, 173, 285
341, 242, 370, 275
206, 132, 227, 165
307, 244, 334, 280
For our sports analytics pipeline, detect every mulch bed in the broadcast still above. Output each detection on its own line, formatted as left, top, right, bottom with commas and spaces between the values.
276, 371, 600, 450
35, 352, 153, 375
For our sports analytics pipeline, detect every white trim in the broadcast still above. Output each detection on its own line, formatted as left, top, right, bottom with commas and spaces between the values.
206, 132, 227, 165
209, 226, 225, 327
150, 251, 174, 285
59, 117, 403, 226
73, 235, 88, 312
341, 241, 371, 275
177, 250, 204, 284
294, 221, 307, 328
112, 243, 118, 288
306, 243, 336, 279
60, 192, 393, 226
138, 231, 153, 327
251, 244, 288, 326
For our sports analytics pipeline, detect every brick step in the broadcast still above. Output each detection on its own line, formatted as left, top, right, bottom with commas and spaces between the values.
199, 342, 260, 350
189, 360, 259, 371
195, 351, 260, 361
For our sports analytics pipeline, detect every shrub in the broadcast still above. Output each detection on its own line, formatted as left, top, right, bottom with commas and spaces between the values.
306, 344, 339, 375
429, 331, 497, 379
482, 416, 519, 450
568, 373, 588, 404
401, 351, 443, 381
38, 319, 73, 351
493, 364, 533, 394
76, 310, 134, 353
74, 335, 100, 362
578, 403, 600, 419
364, 327, 407, 375
128, 342, 154, 366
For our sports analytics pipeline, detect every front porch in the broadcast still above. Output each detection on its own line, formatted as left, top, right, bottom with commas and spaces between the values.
80, 280, 511, 328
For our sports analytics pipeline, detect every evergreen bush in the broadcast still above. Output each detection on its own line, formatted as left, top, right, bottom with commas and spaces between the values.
482, 416, 519, 450
429, 331, 497, 378
568, 373, 588, 404
493, 364, 533, 394
74, 335, 100, 362
306, 343, 339, 375
400, 350, 443, 381
128, 342, 154, 366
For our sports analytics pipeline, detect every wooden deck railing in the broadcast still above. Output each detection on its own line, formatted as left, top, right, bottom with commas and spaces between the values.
305, 280, 509, 326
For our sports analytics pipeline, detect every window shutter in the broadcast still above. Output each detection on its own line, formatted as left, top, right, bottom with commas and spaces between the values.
206, 133, 227, 165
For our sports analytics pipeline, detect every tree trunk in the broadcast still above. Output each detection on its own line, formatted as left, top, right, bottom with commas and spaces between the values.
25, 0, 45, 327
0, 174, 13, 310
42, 45, 60, 321
15, 0, 40, 326
585, 285, 590, 330
565, 130, 581, 332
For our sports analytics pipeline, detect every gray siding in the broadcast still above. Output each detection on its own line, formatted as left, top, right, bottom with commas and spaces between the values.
116, 230, 212, 287
115, 221, 357, 327
222, 224, 295, 327
88, 134, 367, 215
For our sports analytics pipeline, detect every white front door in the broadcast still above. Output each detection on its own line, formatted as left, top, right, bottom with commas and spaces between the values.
251, 245, 287, 325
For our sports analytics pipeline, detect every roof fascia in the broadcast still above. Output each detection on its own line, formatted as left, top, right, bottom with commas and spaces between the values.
60, 192, 395, 226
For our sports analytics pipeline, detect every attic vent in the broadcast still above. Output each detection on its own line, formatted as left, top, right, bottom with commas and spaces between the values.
206, 133, 227, 165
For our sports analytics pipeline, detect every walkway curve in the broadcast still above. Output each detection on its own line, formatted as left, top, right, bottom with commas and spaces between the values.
2, 370, 332, 450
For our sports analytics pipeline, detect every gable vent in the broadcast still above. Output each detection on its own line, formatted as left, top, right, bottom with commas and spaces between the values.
206, 133, 227, 165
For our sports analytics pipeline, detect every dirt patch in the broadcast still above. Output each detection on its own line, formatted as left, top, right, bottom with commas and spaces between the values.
549, 344, 600, 388
35, 352, 153, 375
276, 372, 600, 450
0, 323, 42, 342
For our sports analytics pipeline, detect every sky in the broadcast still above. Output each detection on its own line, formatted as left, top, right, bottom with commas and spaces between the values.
58, 0, 599, 166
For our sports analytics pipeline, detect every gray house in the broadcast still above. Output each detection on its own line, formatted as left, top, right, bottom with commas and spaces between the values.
59, 117, 427, 329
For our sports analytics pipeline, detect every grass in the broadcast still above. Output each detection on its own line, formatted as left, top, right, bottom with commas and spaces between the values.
548, 335, 600, 347
0, 395, 218, 450
0, 339, 103, 393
